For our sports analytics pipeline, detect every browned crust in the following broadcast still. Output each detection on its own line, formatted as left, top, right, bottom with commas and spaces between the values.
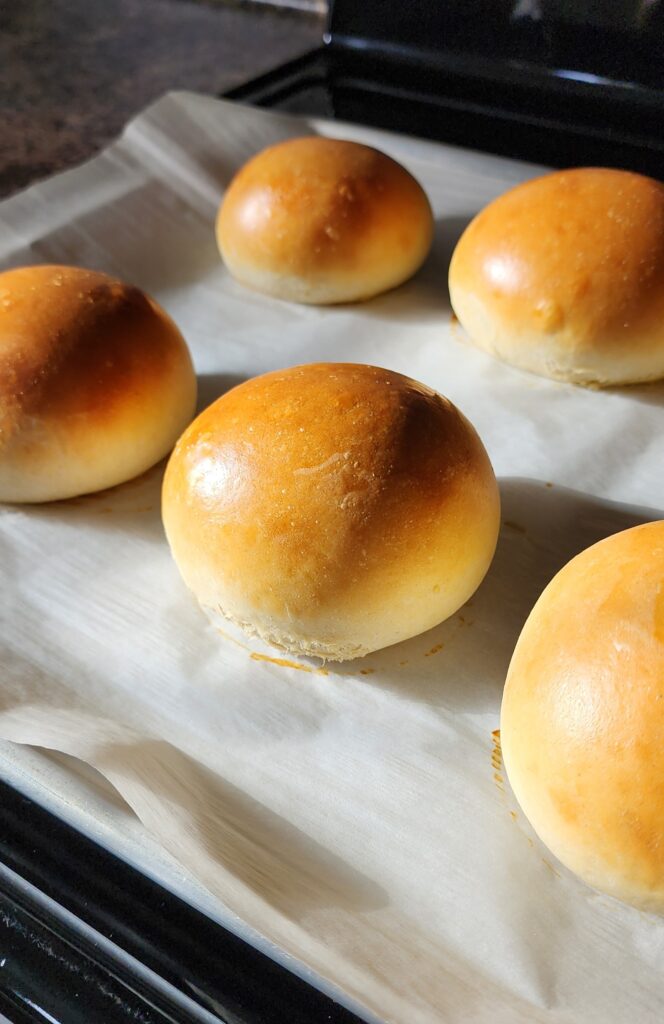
216, 137, 433, 302
449, 168, 664, 383
0, 265, 196, 501
162, 363, 499, 658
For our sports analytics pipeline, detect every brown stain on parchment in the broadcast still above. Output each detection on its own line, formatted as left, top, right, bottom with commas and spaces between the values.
250, 652, 329, 676
491, 729, 504, 792
541, 857, 561, 879
492, 730, 564, 874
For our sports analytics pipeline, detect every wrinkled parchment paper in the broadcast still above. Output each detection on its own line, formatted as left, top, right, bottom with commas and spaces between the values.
1, 92, 663, 1024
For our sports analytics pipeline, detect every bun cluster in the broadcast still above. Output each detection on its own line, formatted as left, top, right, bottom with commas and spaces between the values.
4, 129, 664, 912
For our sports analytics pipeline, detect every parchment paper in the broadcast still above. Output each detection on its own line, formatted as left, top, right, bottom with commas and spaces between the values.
1, 91, 663, 1024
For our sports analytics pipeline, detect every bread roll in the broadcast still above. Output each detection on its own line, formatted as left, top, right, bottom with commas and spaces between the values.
501, 521, 664, 909
0, 265, 196, 503
162, 363, 499, 660
449, 168, 664, 385
216, 137, 433, 304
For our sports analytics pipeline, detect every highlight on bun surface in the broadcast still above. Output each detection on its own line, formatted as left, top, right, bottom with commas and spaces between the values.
449, 167, 664, 385
0, 265, 197, 503
501, 520, 664, 910
216, 136, 434, 304
162, 362, 500, 661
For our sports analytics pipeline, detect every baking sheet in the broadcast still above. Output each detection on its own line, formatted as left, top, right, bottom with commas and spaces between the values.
0, 91, 663, 1024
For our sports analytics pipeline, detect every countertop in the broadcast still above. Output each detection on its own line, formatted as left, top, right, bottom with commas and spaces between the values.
0, 0, 324, 198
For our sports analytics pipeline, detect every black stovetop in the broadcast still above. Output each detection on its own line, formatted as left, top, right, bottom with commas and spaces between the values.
229, 0, 664, 179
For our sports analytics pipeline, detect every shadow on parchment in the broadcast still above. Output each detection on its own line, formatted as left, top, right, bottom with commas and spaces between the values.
338, 213, 472, 325
40, 748, 133, 814
99, 738, 387, 917
195, 371, 247, 413
611, 378, 664, 408
348, 477, 660, 714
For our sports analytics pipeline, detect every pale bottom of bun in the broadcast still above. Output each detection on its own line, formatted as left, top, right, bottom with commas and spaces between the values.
1, 439, 175, 503
202, 603, 371, 662
199, 547, 492, 662
180, 512, 500, 662
450, 288, 664, 386
224, 258, 426, 306
0, 383, 196, 503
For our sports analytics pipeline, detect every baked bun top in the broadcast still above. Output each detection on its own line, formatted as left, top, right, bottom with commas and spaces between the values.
216, 136, 433, 304
449, 167, 664, 385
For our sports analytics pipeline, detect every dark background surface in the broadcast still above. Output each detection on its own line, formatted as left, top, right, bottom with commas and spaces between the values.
0, 0, 323, 198
3, 0, 663, 197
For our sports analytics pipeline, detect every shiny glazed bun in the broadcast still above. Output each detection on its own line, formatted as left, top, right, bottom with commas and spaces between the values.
162, 363, 499, 660
501, 521, 664, 910
216, 136, 433, 304
0, 265, 196, 503
449, 168, 664, 385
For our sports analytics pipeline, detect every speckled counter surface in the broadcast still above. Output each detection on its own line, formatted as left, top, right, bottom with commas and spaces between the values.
0, 0, 324, 198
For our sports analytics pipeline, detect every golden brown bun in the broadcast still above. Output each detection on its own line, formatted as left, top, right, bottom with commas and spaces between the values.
501, 521, 664, 910
0, 265, 196, 503
216, 137, 433, 304
162, 363, 499, 660
449, 168, 664, 385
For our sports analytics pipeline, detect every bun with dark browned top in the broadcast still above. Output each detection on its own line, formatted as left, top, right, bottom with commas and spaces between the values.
0, 265, 196, 502
162, 362, 500, 661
